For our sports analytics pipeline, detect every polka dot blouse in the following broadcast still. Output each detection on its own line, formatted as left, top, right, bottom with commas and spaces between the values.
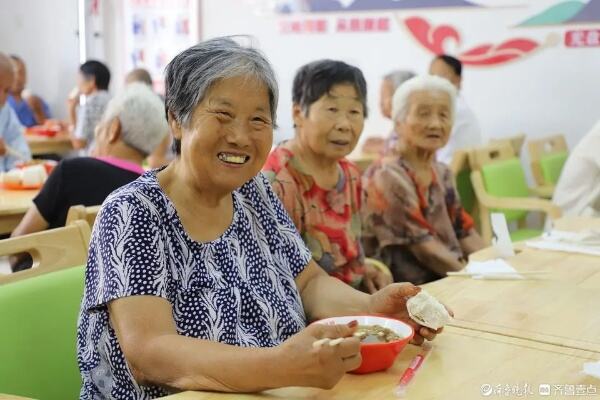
77, 169, 312, 399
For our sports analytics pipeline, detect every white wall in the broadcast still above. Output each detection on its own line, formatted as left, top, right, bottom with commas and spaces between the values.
201, 0, 600, 152
0, 0, 80, 119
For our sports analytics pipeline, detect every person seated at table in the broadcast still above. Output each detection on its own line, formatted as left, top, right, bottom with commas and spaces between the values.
362, 75, 485, 285
429, 54, 483, 164
7, 55, 52, 127
0, 52, 31, 172
77, 38, 446, 399
553, 119, 600, 217
263, 59, 392, 293
10, 82, 167, 270
68, 60, 111, 153
125, 67, 153, 86
361, 70, 416, 155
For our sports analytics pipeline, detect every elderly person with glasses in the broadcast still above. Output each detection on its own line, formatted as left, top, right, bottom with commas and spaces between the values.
77, 39, 446, 399
362, 75, 484, 285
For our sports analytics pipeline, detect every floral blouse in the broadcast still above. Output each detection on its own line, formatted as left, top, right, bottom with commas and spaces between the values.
263, 146, 365, 288
361, 156, 474, 284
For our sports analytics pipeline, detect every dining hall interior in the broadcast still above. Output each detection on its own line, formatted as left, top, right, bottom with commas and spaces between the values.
1, 0, 600, 399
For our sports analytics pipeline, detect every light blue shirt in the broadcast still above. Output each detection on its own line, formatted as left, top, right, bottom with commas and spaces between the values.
0, 103, 32, 171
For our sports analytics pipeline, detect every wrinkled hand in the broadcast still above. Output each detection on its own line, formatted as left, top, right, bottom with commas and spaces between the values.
277, 322, 361, 389
362, 262, 393, 294
367, 283, 451, 345
0, 139, 6, 156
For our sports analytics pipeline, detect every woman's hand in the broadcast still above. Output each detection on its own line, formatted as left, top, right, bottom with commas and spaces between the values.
367, 283, 452, 345
276, 321, 361, 389
362, 261, 393, 294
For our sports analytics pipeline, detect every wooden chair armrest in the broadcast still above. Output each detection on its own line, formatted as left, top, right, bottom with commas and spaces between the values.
470, 171, 562, 220
529, 184, 555, 199
365, 257, 392, 277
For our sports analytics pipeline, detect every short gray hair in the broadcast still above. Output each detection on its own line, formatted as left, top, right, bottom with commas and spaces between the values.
383, 70, 416, 92
165, 36, 278, 129
101, 82, 168, 156
392, 75, 457, 122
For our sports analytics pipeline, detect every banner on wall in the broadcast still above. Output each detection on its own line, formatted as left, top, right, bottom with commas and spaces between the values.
266, 0, 600, 67
123, 0, 200, 94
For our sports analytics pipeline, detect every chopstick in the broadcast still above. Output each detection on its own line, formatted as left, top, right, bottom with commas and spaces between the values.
447, 270, 549, 277
312, 338, 345, 348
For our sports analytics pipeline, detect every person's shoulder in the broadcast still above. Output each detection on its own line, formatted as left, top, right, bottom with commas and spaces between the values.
262, 145, 294, 180
87, 90, 111, 105
101, 171, 164, 215
339, 158, 363, 180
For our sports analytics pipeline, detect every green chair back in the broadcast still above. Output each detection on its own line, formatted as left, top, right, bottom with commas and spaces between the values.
455, 168, 476, 215
0, 266, 85, 400
481, 158, 529, 222
539, 151, 568, 185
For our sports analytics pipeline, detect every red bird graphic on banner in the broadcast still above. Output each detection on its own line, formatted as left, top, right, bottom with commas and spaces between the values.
404, 16, 543, 66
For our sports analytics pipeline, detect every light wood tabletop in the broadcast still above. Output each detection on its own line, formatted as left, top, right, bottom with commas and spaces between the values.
25, 132, 73, 156
425, 268, 600, 352
0, 188, 37, 235
159, 326, 600, 400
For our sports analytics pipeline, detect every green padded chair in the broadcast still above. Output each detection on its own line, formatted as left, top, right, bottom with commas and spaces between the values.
0, 266, 85, 400
471, 156, 562, 244
539, 151, 568, 185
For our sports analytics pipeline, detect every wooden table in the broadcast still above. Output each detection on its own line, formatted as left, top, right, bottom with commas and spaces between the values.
0, 188, 37, 235
160, 327, 600, 400
25, 133, 73, 156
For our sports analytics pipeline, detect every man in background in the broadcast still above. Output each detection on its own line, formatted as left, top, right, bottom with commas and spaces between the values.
429, 54, 483, 164
8, 55, 52, 127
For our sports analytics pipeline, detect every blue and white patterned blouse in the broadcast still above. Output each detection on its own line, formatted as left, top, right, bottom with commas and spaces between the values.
77, 170, 312, 399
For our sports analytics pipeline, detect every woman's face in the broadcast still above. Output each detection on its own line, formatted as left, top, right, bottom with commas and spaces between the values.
395, 90, 452, 152
173, 75, 273, 193
294, 83, 364, 162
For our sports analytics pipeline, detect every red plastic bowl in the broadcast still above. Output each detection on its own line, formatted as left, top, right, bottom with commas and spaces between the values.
26, 125, 60, 137
312, 315, 414, 374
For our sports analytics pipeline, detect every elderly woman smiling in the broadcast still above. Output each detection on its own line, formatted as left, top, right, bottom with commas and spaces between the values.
77, 38, 444, 399
362, 75, 484, 285
264, 60, 391, 293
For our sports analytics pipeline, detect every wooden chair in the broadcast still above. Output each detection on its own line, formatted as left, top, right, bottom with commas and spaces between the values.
450, 149, 478, 217
347, 153, 378, 174
490, 133, 526, 156
0, 220, 91, 285
468, 142, 562, 244
528, 134, 569, 192
65, 204, 101, 227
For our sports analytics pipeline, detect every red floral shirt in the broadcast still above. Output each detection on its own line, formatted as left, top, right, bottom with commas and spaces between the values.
263, 146, 365, 287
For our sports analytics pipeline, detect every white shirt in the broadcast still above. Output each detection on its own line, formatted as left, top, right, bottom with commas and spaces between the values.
0, 104, 31, 172
553, 120, 600, 217
437, 94, 483, 165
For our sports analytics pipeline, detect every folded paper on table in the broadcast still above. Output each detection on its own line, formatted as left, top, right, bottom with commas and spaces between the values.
463, 259, 524, 280
526, 230, 600, 257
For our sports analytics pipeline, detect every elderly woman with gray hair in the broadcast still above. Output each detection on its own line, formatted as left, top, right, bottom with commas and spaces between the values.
10, 82, 166, 270
362, 75, 484, 285
77, 38, 447, 399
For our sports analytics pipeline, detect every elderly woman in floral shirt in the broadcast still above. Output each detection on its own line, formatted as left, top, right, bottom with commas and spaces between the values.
362, 75, 484, 285
264, 60, 391, 293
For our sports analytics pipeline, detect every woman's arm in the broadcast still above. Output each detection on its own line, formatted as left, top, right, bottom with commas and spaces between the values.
295, 260, 370, 321
108, 294, 361, 392
408, 239, 465, 275
459, 230, 486, 256
295, 260, 441, 344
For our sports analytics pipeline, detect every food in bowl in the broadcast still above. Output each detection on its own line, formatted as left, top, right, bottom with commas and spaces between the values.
1, 164, 49, 189
312, 315, 413, 374
407, 290, 452, 330
354, 324, 401, 343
